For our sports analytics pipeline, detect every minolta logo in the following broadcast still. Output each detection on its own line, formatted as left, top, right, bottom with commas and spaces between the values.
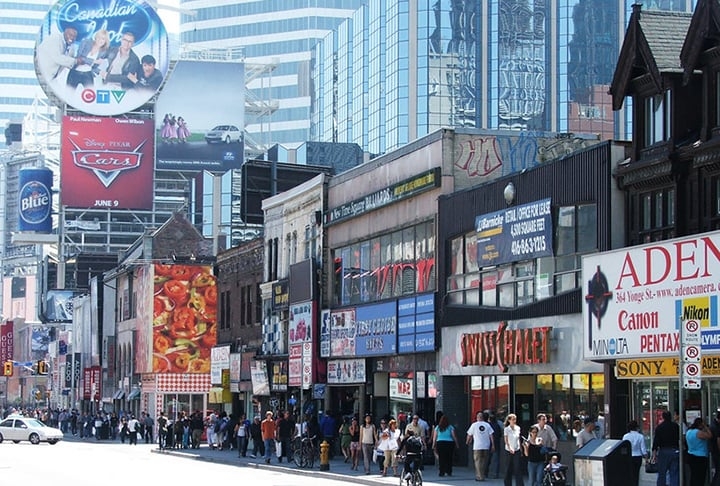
19, 180, 51, 225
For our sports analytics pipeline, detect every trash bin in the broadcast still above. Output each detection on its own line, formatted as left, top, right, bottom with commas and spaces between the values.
573, 438, 633, 486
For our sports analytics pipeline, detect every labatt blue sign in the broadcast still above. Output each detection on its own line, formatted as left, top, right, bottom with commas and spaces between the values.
18, 168, 53, 233
35, 0, 168, 116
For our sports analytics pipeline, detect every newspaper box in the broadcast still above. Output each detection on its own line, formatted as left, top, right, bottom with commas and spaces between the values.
574, 439, 632, 486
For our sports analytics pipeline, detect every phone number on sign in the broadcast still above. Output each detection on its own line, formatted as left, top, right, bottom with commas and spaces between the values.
511, 236, 547, 255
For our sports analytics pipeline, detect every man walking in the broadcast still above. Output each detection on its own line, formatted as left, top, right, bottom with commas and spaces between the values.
143, 411, 154, 444
533, 413, 558, 451
466, 411, 494, 481
262, 411, 277, 464
652, 410, 680, 486
157, 411, 168, 449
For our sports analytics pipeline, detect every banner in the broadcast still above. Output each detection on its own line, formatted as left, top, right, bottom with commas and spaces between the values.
34, 0, 169, 116
18, 168, 53, 232
475, 198, 553, 266
250, 360, 269, 396
0, 321, 13, 364
61, 115, 154, 209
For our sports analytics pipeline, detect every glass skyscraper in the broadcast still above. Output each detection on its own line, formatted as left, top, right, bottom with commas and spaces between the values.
0, 0, 51, 144
179, 0, 365, 150
311, 0, 695, 155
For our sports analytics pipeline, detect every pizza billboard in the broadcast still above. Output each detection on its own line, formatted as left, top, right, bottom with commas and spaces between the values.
60, 115, 154, 209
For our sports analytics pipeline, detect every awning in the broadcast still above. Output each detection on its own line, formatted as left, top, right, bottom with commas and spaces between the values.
113, 390, 125, 400
209, 387, 224, 403
127, 389, 141, 400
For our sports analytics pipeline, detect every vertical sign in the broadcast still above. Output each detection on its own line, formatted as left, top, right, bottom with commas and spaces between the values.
681, 319, 702, 389
0, 320, 14, 364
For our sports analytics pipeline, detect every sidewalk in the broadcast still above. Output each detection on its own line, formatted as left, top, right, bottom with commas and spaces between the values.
148, 443, 662, 486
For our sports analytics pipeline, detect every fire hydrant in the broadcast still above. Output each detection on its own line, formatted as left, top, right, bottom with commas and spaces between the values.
319, 440, 330, 471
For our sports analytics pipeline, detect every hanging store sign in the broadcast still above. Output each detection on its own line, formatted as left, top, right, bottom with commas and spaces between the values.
616, 355, 720, 378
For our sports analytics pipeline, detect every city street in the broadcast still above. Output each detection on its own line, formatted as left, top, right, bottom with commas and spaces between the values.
0, 434, 664, 486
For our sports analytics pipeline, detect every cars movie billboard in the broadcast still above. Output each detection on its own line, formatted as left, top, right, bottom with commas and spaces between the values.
34, 0, 168, 116
582, 230, 720, 360
152, 264, 217, 373
155, 60, 245, 172
60, 115, 154, 209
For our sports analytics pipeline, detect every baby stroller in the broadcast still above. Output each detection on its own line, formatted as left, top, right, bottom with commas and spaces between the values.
541, 453, 568, 486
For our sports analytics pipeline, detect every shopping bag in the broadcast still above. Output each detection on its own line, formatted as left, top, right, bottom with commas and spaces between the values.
275, 440, 282, 458
645, 459, 658, 474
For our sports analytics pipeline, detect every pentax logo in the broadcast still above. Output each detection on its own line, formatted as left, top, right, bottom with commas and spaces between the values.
69, 139, 147, 187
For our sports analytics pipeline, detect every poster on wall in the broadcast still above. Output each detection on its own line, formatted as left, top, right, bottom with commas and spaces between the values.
330, 308, 356, 357
151, 263, 217, 373
60, 115, 154, 210
251, 360, 269, 396
327, 358, 366, 384
34, 0, 169, 116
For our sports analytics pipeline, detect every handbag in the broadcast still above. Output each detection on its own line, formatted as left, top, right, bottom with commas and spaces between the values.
645, 459, 658, 474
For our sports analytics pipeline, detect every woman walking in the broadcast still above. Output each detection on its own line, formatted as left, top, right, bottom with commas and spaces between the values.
686, 416, 712, 486
360, 414, 377, 474
522, 425, 545, 486
504, 413, 524, 486
622, 420, 647, 486
432, 414, 461, 477
339, 416, 352, 462
349, 417, 361, 470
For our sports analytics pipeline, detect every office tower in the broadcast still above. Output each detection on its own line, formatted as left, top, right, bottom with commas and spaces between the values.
178, 0, 365, 150
311, 0, 695, 156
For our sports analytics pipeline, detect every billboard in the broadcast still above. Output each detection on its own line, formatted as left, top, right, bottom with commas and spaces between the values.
152, 264, 217, 373
583, 230, 720, 359
18, 168, 53, 232
34, 0, 168, 116
61, 115, 154, 209
330, 301, 397, 357
155, 61, 245, 172
475, 198, 553, 266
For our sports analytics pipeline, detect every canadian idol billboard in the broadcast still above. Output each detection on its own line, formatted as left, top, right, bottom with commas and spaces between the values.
18, 168, 53, 233
34, 0, 169, 116
61, 115, 154, 209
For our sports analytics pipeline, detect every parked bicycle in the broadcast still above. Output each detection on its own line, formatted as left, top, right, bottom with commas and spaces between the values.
292, 435, 317, 468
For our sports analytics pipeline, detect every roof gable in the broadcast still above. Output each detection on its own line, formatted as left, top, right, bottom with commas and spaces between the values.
681, 0, 720, 82
610, 5, 692, 110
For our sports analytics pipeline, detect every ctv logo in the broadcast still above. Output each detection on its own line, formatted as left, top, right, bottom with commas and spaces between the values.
81, 89, 126, 105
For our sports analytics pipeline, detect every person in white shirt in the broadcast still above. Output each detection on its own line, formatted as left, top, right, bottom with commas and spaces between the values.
126, 414, 140, 445
622, 420, 648, 486
466, 411, 494, 481
504, 413, 523, 486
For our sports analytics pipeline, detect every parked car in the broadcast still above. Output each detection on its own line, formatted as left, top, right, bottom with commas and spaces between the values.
0, 416, 63, 444
204, 125, 242, 144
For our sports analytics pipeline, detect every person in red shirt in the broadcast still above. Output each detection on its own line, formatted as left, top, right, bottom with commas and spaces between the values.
261, 411, 277, 464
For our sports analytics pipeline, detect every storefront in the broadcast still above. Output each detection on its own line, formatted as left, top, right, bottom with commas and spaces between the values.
439, 314, 604, 449
582, 230, 720, 443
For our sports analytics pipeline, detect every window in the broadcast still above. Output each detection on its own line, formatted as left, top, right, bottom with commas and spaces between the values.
446, 204, 597, 307
637, 188, 675, 242
644, 91, 671, 147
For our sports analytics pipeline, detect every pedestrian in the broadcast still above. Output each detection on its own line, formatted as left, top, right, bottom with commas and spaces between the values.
127, 414, 140, 445
261, 411, 277, 464
320, 410, 338, 457
533, 413, 558, 452
119, 416, 128, 443
686, 417, 712, 486
467, 411, 494, 482
143, 411, 154, 444
523, 425, 545, 486
190, 411, 203, 449
576, 417, 596, 449
277, 410, 295, 462
339, 415, 352, 462
709, 410, 720, 486
622, 420, 648, 486
157, 411, 168, 449
206, 412, 217, 449
652, 410, 681, 486
432, 413, 460, 477
349, 416, 361, 470
235, 413, 250, 457
378, 418, 399, 476
504, 413, 524, 486
250, 415, 264, 458
360, 413, 378, 474
486, 410, 503, 479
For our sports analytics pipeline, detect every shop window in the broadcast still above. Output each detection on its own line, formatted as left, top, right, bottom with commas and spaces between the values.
536, 373, 605, 442
470, 375, 510, 418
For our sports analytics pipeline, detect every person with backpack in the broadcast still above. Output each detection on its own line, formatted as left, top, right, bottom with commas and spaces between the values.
127, 414, 140, 445
398, 429, 425, 481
